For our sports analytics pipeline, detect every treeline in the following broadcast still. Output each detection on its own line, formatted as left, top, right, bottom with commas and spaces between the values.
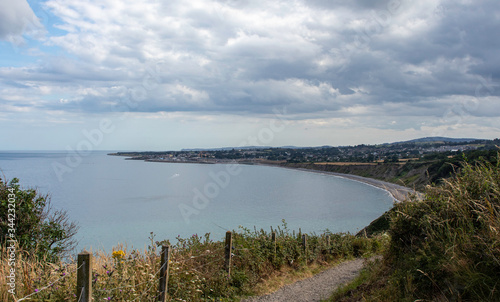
424, 149, 498, 184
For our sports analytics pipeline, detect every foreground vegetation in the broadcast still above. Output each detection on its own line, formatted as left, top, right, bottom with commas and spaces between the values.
0, 178, 78, 262
330, 154, 500, 301
1, 220, 385, 301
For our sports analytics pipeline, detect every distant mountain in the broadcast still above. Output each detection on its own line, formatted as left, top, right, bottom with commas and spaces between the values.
181, 146, 272, 151
280, 145, 333, 149
182, 145, 334, 151
392, 137, 480, 144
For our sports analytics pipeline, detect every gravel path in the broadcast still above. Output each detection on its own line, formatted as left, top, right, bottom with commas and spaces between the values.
241, 258, 369, 302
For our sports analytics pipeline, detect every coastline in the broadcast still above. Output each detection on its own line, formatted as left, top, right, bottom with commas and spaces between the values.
261, 164, 421, 203
109, 153, 420, 202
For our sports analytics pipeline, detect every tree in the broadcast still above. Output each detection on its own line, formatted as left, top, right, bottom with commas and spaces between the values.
0, 177, 78, 261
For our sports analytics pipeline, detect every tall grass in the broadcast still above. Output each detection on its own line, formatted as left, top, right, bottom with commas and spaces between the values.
330, 155, 500, 301
1, 222, 383, 301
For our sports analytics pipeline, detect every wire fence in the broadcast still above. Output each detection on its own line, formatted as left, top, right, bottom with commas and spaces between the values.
9, 230, 338, 301
10, 233, 231, 302
16, 262, 84, 302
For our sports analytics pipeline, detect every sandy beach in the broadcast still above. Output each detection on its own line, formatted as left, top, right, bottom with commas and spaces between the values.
273, 165, 421, 203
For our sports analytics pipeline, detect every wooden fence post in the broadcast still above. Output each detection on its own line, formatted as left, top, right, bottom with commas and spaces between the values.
158, 245, 171, 302
271, 232, 277, 260
224, 231, 232, 278
326, 235, 331, 252
76, 251, 92, 302
302, 234, 307, 261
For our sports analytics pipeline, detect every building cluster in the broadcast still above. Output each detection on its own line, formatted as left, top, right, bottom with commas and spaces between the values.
113, 139, 497, 164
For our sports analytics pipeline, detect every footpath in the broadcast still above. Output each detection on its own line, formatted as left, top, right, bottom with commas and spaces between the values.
242, 258, 376, 302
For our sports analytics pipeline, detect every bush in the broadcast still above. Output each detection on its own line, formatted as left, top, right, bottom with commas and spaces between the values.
329, 155, 500, 302
389, 157, 500, 301
0, 177, 78, 261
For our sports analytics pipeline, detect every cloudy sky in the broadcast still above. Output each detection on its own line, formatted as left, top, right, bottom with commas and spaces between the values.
0, 0, 499, 150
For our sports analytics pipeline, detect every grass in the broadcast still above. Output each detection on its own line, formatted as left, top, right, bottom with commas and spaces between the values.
329, 154, 500, 301
1, 221, 386, 301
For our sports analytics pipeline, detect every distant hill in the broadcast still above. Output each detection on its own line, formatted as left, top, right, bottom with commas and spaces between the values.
181, 146, 272, 151
182, 137, 482, 151
391, 136, 480, 144
182, 145, 334, 151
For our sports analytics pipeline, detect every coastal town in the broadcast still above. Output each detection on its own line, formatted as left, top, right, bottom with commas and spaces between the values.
110, 137, 499, 165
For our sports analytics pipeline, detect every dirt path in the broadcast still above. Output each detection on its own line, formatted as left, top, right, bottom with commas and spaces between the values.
241, 258, 371, 302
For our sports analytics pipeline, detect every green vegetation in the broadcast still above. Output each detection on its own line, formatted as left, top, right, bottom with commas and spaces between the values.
425, 149, 498, 184
284, 149, 499, 191
0, 177, 78, 261
1, 215, 385, 301
330, 154, 500, 301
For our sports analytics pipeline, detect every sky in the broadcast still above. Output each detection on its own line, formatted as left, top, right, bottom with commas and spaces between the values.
0, 0, 499, 151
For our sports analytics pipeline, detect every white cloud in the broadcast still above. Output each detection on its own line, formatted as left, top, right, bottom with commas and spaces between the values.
0, 0, 45, 44
0, 0, 499, 149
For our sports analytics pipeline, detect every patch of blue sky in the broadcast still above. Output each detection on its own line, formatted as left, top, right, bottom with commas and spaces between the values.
0, 39, 65, 67
28, 0, 68, 36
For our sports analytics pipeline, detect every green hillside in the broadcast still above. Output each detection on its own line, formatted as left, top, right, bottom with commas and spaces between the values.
329, 154, 500, 301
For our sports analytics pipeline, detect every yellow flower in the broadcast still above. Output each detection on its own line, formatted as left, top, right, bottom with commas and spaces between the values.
112, 250, 126, 259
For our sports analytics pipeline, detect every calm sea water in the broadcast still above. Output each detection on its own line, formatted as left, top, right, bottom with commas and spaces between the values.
0, 151, 394, 252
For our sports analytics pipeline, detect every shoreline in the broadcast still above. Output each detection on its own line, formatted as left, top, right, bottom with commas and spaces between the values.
261, 163, 421, 203
111, 153, 421, 202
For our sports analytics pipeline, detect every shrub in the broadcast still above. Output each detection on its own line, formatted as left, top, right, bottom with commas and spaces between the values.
0, 177, 78, 261
389, 157, 500, 301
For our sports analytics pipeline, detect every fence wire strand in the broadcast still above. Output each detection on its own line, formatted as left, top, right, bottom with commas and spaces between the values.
16, 262, 84, 302
11, 230, 326, 301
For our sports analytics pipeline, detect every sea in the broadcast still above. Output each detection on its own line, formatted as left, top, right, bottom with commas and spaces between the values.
0, 151, 394, 252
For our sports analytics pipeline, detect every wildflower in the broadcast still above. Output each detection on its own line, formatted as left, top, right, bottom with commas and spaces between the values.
112, 250, 126, 260
35, 289, 39, 292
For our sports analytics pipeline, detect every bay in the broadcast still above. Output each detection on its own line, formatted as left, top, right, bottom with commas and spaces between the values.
0, 151, 394, 252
